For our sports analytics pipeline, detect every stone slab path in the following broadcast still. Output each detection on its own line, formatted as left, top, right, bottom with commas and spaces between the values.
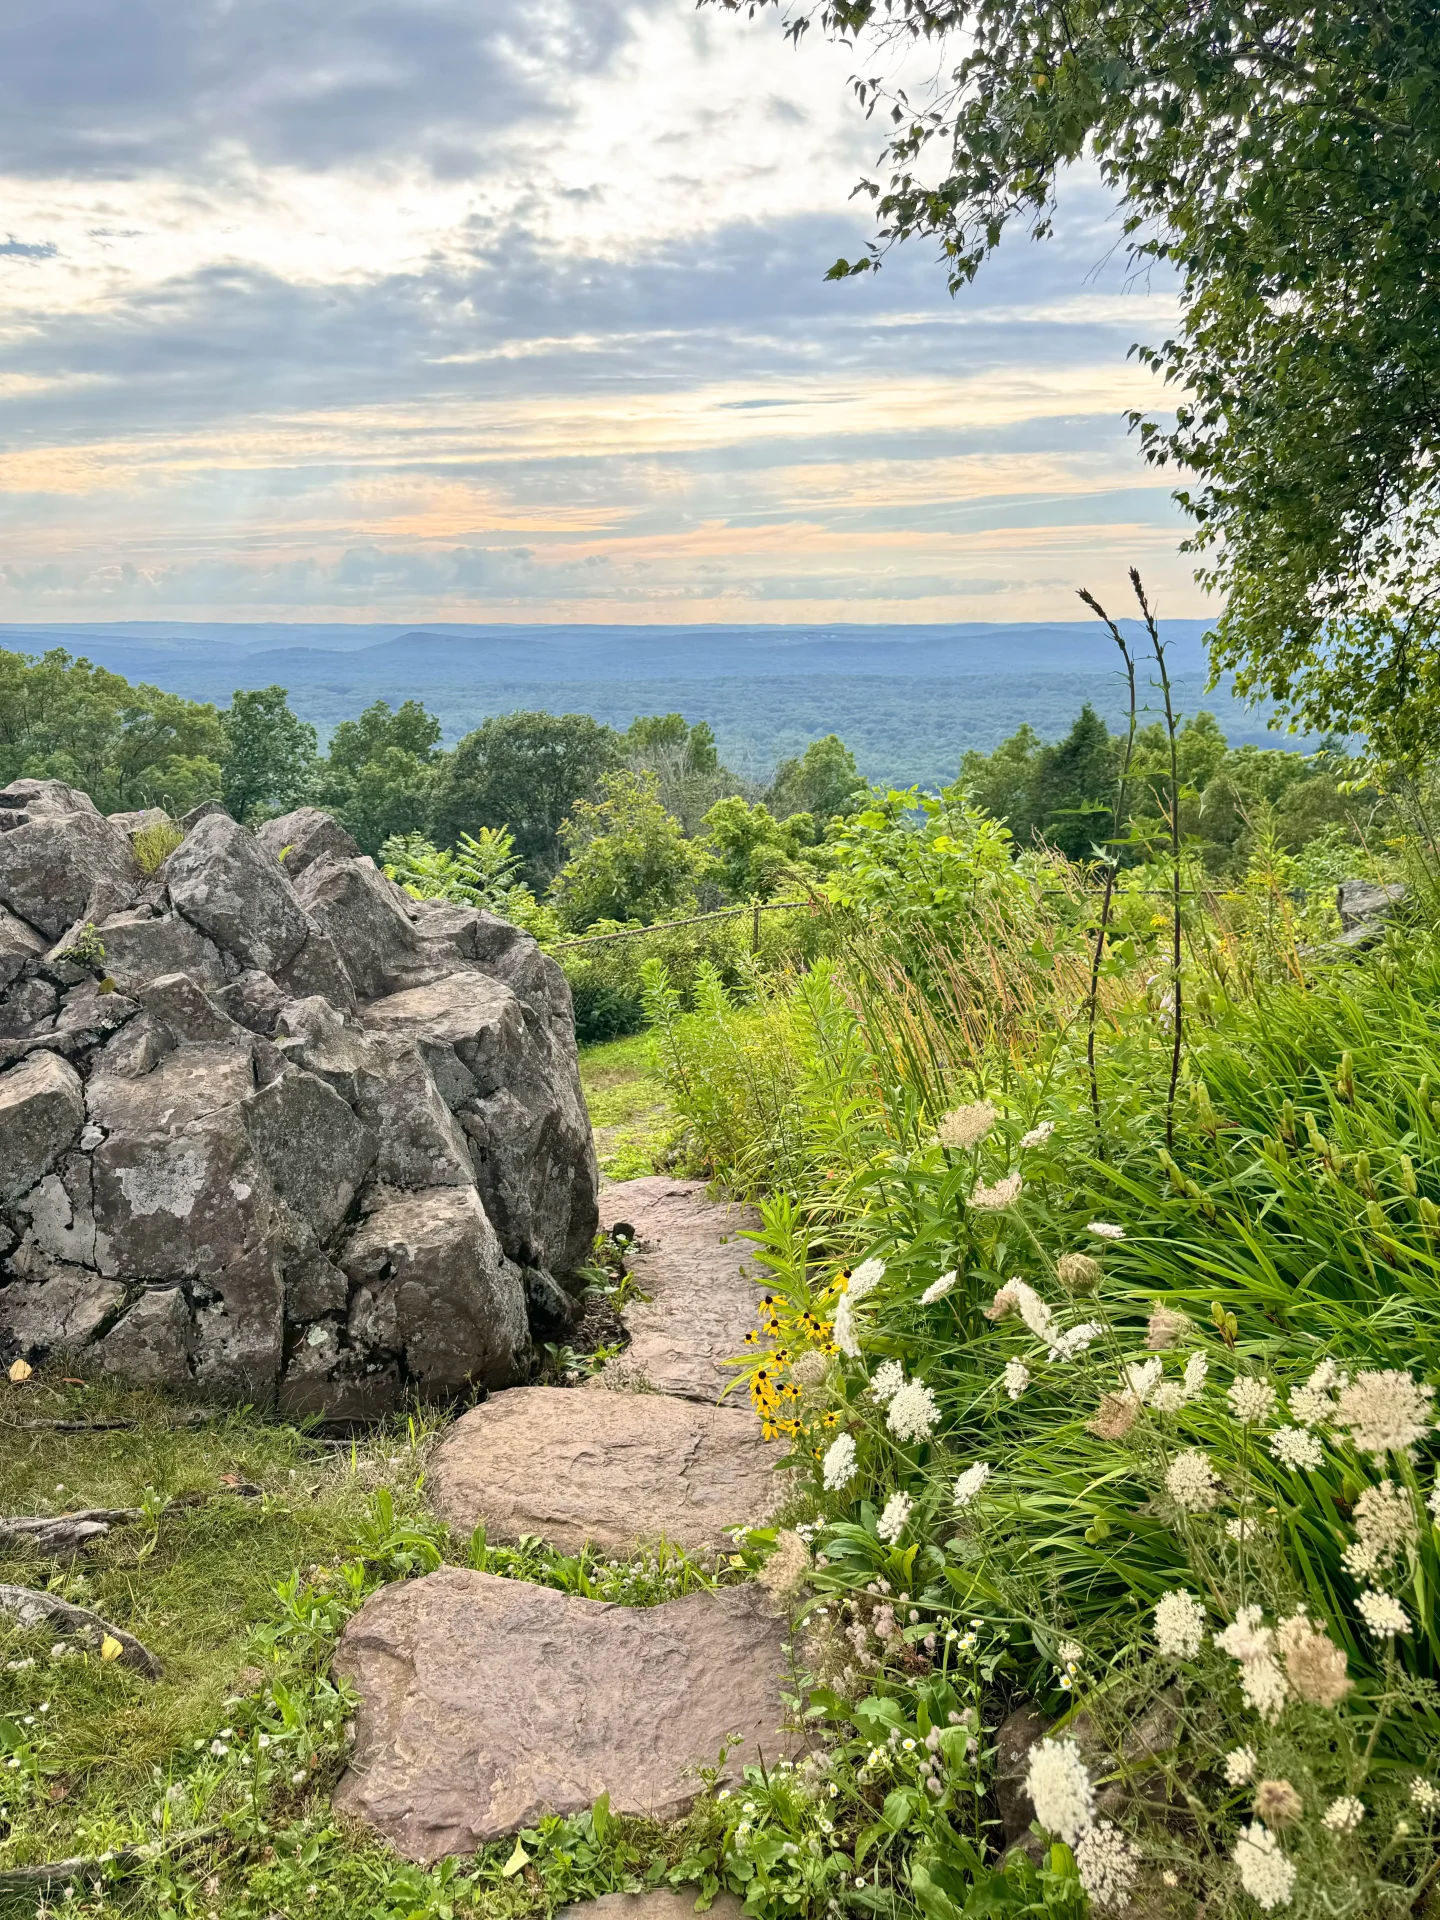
333, 1175, 794, 1866
595, 1177, 765, 1402
562, 1894, 746, 1920
430, 1386, 781, 1555
333, 1571, 799, 1863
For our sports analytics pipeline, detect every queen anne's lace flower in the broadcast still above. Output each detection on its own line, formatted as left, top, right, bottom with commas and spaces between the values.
1322, 1796, 1364, 1832
832, 1294, 860, 1358
1254, 1781, 1302, 1830
1166, 1448, 1221, 1512
1275, 1610, 1351, 1707
1410, 1778, 1440, 1813
1289, 1358, 1345, 1428
869, 1361, 905, 1405
1050, 1321, 1102, 1361
1233, 1824, 1295, 1910
1153, 1590, 1206, 1658
1334, 1369, 1435, 1458
1090, 1392, 1141, 1440
1056, 1252, 1102, 1292
971, 1171, 1023, 1211
848, 1258, 886, 1301
1356, 1589, 1410, 1639
821, 1432, 857, 1491
887, 1380, 940, 1443
876, 1491, 912, 1544
1146, 1305, 1190, 1350
1003, 1358, 1030, 1401
1024, 1737, 1095, 1846
1217, 1608, 1288, 1721
1224, 1746, 1258, 1786
1270, 1427, 1323, 1470
1019, 1119, 1056, 1150
1074, 1821, 1139, 1912
1352, 1478, 1418, 1565
920, 1270, 957, 1305
936, 1101, 996, 1150
1154, 1352, 1210, 1413
1125, 1357, 1164, 1402
1087, 1221, 1126, 1240
1229, 1375, 1276, 1423
952, 1462, 992, 1509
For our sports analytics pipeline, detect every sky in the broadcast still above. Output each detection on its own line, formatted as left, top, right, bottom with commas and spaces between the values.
0, 0, 1207, 627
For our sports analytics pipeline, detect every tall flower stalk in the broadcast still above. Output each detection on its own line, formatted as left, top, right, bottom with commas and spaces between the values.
1076, 585, 1139, 1150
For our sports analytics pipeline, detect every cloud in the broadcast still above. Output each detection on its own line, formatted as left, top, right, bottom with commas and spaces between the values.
0, 0, 649, 179
0, 2, 1200, 624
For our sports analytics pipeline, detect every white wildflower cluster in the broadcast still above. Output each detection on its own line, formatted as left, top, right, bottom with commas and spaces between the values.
1224, 1746, 1258, 1786
1336, 1369, 1435, 1458
870, 1361, 905, 1405
1124, 1357, 1164, 1402
919, 1270, 957, 1305
935, 1101, 996, 1151
989, 1277, 1102, 1364
833, 1258, 885, 1357
1025, 1743, 1140, 1908
1355, 1589, 1410, 1640
888, 1379, 941, 1444
1003, 1358, 1030, 1401
1166, 1448, 1221, 1513
1322, 1796, 1364, 1833
1146, 1304, 1189, 1350
1342, 1478, 1418, 1579
1153, 1589, 1206, 1658
821, 1432, 857, 1491
1019, 1119, 1056, 1150
1074, 1820, 1140, 1912
1288, 1361, 1434, 1457
1024, 1737, 1095, 1845
971, 1170, 1023, 1212
1288, 1357, 1346, 1428
1150, 1352, 1209, 1414
877, 1491, 912, 1544
1216, 1607, 1288, 1721
1228, 1375, 1277, 1424
1087, 1221, 1126, 1240
1233, 1823, 1297, 1910
1410, 1778, 1440, 1814
952, 1462, 992, 1510
1270, 1427, 1324, 1471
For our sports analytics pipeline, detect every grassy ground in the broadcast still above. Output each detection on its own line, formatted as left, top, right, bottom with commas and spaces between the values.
0, 1035, 702, 1913
0, 1375, 760, 1918
579, 1035, 674, 1181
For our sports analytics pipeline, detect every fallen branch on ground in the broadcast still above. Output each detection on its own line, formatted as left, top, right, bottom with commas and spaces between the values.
0, 1509, 139, 1553
0, 1585, 163, 1677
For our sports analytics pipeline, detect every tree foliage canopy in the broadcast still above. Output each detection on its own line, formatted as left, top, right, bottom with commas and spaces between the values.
432, 710, 623, 881
0, 648, 224, 816
709, 0, 1440, 758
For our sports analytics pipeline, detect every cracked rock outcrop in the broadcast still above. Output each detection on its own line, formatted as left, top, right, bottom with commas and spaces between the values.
0, 782, 597, 1413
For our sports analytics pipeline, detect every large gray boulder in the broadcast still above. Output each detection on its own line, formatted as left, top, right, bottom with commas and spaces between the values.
0, 781, 140, 939
0, 782, 597, 1414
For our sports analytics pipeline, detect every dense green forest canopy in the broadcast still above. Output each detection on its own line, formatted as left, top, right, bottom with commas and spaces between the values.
708, 0, 1440, 762
0, 643, 1367, 931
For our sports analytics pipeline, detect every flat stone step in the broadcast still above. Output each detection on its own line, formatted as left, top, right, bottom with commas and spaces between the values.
333, 1569, 798, 1862
429, 1386, 783, 1555
597, 1177, 765, 1403
562, 1894, 746, 1920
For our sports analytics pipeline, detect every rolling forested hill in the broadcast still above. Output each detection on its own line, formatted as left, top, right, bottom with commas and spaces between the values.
0, 620, 1298, 788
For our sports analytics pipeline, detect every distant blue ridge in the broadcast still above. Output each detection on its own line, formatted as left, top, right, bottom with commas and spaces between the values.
0, 620, 1308, 790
